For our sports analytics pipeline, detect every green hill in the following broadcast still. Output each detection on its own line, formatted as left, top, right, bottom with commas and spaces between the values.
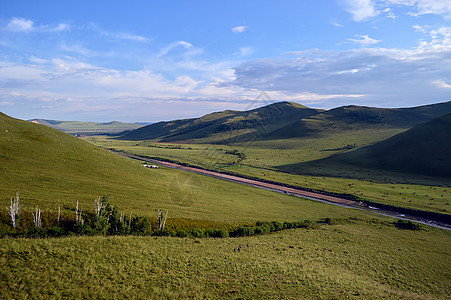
29, 119, 145, 135
119, 101, 324, 143
264, 101, 451, 139
280, 112, 451, 179
333, 112, 451, 178
1, 112, 358, 223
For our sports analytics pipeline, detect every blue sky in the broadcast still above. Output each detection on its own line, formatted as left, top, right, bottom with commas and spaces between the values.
1, 0, 450, 122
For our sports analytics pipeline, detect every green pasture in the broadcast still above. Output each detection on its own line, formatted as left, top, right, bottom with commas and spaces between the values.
84, 134, 450, 215
1, 223, 449, 299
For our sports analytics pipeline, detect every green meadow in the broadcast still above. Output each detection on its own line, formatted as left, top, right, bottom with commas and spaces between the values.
84, 134, 451, 215
1, 112, 450, 299
1, 222, 450, 299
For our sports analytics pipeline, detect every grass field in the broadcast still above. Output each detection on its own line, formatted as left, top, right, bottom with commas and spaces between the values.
1, 222, 449, 299
1, 113, 451, 299
83, 134, 451, 215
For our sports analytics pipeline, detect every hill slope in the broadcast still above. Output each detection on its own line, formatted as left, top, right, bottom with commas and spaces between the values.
0, 112, 170, 210
1, 112, 358, 223
335, 112, 451, 178
265, 101, 451, 139
119, 101, 324, 142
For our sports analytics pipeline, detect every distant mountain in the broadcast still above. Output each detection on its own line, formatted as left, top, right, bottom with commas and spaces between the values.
119, 100, 451, 145
28, 119, 145, 135
264, 101, 451, 139
119, 101, 324, 142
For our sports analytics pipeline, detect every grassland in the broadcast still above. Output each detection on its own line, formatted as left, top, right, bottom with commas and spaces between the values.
84, 133, 451, 215
1, 222, 450, 299
1, 112, 451, 299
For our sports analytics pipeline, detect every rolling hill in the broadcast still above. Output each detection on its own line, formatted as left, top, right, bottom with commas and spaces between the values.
332, 112, 451, 178
279, 112, 451, 179
29, 119, 145, 135
119, 101, 324, 143
263, 101, 451, 139
1, 112, 356, 223
119, 100, 451, 146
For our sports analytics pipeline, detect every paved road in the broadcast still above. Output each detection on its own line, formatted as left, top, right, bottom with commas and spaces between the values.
115, 151, 451, 230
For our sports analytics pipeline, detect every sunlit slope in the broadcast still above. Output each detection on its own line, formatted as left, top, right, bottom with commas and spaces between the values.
264, 101, 451, 139
1, 112, 361, 223
119, 101, 324, 142
0, 112, 170, 210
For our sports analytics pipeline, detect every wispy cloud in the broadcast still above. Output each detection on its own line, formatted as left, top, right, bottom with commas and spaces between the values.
224, 26, 451, 108
232, 25, 248, 33
433, 80, 451, 89
4, 17, 70, 33
386, 0, 451, 18
347, 34, 381, 46
87, 23, 149, 42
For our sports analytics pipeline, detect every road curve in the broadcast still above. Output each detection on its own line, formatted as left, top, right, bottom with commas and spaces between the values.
115, 151, 451, 230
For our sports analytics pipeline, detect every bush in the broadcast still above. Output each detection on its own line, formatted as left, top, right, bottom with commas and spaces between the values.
395, 219, 421, 230
190, 228, 205, 238
176, 230, 189, 237
234, 226, 255, 237
47, 226, 65, 237
27, 227, 47, 238
272, 221, 284, 231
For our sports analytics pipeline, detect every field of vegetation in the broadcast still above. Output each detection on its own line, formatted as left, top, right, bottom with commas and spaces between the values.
84, 134, 451, 216
1, 222, 449, 299
1, 111, 450, 299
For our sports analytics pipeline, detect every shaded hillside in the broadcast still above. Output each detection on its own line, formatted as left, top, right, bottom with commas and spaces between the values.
119, 101, 323, 142
265, 101, 451, 139
281, 112, 451, 179
29, 119, 145, 135
338, 112, 451, 178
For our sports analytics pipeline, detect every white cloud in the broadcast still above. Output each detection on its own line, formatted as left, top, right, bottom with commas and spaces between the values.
345, 0, 379, 21
348, 34, 381, 46
223, 26, 451, 108
240, 47, 255, 56
159, 41, 193, 57
232, 26, 248, 33
6, 18, 34, 32
434, 80, 451, 89
4, 17, 70, 33
385, 0, 451, 18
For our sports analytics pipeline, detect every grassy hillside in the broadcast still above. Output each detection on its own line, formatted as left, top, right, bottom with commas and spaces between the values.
29, 119, 145, 135
1, 223, 450, 299
311, 112, 451, 178
1, 112, 375, 224
119, 101, 324, 143
264, 101, 451, 139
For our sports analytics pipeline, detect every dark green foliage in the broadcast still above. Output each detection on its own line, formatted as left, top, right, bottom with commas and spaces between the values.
130, 216, 152, 235
189, 228, 205, 238
395, 219, 421, 230
27, 227, 47, 238
47, 226, 65, 237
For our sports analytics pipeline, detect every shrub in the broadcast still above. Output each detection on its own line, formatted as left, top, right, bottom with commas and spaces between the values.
47, 226, 65, 237
27, 227, 47, 238
190, 228, 205, 238
272, 221, 284, 231
395, 219, 421, 230
234, 226, 255, 237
